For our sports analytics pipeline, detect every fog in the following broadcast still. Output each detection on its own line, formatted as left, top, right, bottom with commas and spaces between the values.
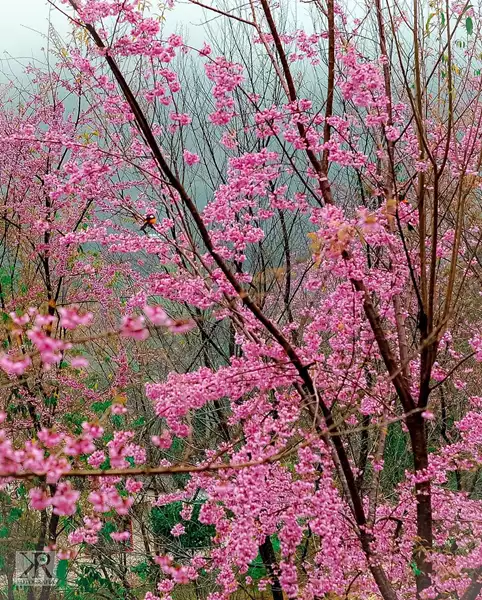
1, 0, 317, 79
1, 1, 209, 66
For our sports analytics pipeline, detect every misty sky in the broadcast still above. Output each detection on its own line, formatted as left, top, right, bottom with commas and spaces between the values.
1, 1, 314, 59
0, 0, 317, 86
1, 1, 61, 63
1, 1, 209, 65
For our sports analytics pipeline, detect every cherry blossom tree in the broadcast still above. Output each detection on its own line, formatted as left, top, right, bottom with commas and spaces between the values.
0, 0, 482, 599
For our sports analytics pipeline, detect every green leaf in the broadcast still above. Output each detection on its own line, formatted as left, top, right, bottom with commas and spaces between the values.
466, 16, 474, 35
150, 501, 215, 557
100, 457, 111, 471
100, 521, 116, 543
7, 507, 22, 523
441, 12, 445, 27
91, 400, 111, 414
425, 12, 436, 35
56, 559, 69, 588
62, 412, 84, 434
0, 526, 9, 538
130, 560, 152, 582
247, 554, 267, 580
0, 274, 12, 287
131, 416, 146, 428
111, 414, 123, 428
44, 396, 57, 408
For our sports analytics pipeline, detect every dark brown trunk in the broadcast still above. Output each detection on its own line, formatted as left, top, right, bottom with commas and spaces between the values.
356, 415, 370, 492
259, 537, 283, 600
407, 412, 433, 595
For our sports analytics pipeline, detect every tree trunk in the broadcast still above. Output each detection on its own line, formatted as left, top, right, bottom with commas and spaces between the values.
407, 412, 433, 595
259, 536, 283, 600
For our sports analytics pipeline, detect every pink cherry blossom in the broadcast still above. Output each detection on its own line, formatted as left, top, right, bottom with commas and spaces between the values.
183, 150, 200, 166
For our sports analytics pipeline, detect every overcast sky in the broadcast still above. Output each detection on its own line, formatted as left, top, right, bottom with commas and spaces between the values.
0, 1, 315, 82
1, 1, 209, 63
1, 1, 59, 61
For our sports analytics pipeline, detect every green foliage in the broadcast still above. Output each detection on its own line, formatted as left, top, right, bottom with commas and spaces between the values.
102, 431, 114, 444
111, 414, 124, 428
381, 422, 413, 494
100, 520, 117, 542
62, 412, 85, 434
44, 395, 58, 408
247, 536, 280, 580
91, 399, 112, 414
151, 501, 215, 556
75, 563, 125, 597
57, 559, 69, 589
61, 516, 78, 534
0, 268, 14, 291
247, 553, 267, 580
131, 416, 146, 428
7, 507, 22, 522
131, 559, 159, 583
